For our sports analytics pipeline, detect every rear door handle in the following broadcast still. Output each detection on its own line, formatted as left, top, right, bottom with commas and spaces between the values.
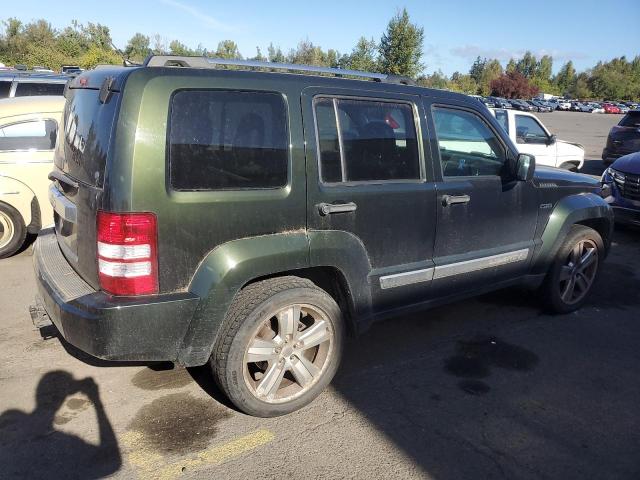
318, 202, 357, 216
442, 194, 470, 206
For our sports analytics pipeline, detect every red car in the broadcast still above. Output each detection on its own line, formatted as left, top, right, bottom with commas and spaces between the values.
603, 103, 622, 114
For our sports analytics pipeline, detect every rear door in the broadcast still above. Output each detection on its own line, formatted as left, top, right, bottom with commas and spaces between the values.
302, 87, 437, 311
51, 83, 120, 289
424, 98, 539, 295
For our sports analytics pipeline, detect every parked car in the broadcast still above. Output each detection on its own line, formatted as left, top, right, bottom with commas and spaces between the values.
511, 99, 535, 112
601, 152, 640, 226
32, 56, 613, 417
615, 103, 630, 114
468, 94, 494, 109
488, 96, 512, 109
603, 103, 622, 114
556, 99, 572, 111
0, 72, 68, 99
490, 108, 585, 170
0, 96, 64, 257
589, 103, 605, 114
602, 110, 640, 164
530, 100, 552, 112
482, 97, 496, 108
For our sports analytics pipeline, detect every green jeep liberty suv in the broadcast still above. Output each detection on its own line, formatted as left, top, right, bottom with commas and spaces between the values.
33, 56, 613, 417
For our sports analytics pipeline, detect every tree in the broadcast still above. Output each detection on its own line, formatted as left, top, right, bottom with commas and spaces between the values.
449, 72, 478, 94
342, 37, 379, 72
478, 59, 503, 95
378, 8, 424, 77
215, 40, 242, 59
249, 46, 267, 62
124, 33, 151, 62
416, 70, 449, 90
151, 34, 167, 55
506, 58, 517, 73
537, 55, 553, 82
287, 39, 329, 66
169, 40, 193, 56
490, 71, 539, 98
267, 43, 285, 63
515, 50, 537, 78
82, 22, 112, 49
469, 56, 487, 83
555, 61, 576, 94
570, 72, 593, 99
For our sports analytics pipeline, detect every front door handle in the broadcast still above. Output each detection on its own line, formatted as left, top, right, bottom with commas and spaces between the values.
442, 194, 470, 206
318, 202, 357, 216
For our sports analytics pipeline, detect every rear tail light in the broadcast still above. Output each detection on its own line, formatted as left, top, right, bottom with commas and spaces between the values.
97, 211, 158, 296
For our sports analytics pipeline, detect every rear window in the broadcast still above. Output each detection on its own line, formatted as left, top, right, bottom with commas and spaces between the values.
168, 90, 288, 190
619, 112, 640, 127
54, 88, 119, 187
14, 82, 65, 97
0, 81, 11, 98
0, 119, 57, 151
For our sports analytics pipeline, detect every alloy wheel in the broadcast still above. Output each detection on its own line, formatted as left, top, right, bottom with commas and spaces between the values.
558, 239, 598, 305
243, 304, 334, 404
0, 211, 15, 250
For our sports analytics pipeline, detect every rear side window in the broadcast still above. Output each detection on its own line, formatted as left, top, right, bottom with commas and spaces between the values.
314, 97, 421, 183
619, 112, 640, 127
169, 90, 288, 190
14, 82, 65, 97
0, 119, 57, 151
0, 81, 11, 98
495, 110, 509, 134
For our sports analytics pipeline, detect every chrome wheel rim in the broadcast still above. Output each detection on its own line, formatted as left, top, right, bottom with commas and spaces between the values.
559, 239, 598, 305
0, 211, 14, 250
243, 303, 334, 404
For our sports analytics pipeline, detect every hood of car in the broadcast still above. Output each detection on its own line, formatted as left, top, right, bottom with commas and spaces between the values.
611, 152, 640, 175
556, 140, 585, 156
533, 165, 599, 188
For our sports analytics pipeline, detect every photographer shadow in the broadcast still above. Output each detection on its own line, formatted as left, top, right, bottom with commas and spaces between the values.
0, 370, 121, 480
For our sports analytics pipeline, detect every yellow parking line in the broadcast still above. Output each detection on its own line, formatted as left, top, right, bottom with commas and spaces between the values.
122, 429, 275, 480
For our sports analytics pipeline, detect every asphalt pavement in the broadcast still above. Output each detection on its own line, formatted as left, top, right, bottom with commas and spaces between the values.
1, 111, 638, 480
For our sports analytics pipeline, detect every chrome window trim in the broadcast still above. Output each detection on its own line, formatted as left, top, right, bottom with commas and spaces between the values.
312, 94, 426, 185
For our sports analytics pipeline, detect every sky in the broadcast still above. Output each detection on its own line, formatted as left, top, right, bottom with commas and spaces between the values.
6, 0, 640, 75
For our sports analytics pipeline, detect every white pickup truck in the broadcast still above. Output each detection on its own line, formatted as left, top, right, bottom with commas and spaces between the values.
489, 108, 585, 170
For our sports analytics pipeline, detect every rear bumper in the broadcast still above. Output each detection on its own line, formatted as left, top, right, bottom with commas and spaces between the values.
33, 228, 201, 362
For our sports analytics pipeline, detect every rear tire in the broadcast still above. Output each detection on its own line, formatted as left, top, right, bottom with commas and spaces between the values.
0, 202, 26, 259
211, 276, 344, 417
541, 225, 603, 314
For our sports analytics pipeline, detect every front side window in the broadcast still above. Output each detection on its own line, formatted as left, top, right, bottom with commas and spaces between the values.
515, 115, 548, 144
314, 97, 421, 183
432, 107, 506, 177
0, 119, 57, 151
169, 90, 289, 190
14, 82, 65, 97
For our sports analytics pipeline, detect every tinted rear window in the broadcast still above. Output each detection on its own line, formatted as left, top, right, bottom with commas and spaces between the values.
0, 81, 11, 98
54, 88, 119, 186
0, 119, 57, 150
619, 112, 640, 127
14, 82, 65, 97
168, 90, 288, 190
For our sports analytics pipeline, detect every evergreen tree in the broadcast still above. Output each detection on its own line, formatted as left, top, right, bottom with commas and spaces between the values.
378, 8, 424, 77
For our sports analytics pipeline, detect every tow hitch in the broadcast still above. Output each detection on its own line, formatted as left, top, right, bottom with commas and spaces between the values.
29, 301, 55, 339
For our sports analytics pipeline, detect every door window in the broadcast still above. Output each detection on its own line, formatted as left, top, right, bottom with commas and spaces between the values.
515, 115, 548, 144
14, 82, 65, 97
0, 119, 57, 151
0, 81, 11, 99
432, 107, 506, 177
168, 90, 289, 190
314, 97, 421, 183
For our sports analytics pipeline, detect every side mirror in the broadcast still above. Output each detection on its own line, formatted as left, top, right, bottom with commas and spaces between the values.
516, 153, 535, 181
546, 134, 557, 146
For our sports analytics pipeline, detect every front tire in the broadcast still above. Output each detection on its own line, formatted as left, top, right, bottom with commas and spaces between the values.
541, 225, 603, 313
0, 202, 27, 259
211, 276, 344, 417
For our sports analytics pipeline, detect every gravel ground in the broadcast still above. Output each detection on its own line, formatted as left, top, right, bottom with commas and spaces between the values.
1, 110, 638, 480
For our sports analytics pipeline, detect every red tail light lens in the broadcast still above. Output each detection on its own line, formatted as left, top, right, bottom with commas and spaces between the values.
97, 211, 158, 296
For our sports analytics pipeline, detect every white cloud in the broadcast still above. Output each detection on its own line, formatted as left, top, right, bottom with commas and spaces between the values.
159, 0, 237, 33
450, 44, 588, 62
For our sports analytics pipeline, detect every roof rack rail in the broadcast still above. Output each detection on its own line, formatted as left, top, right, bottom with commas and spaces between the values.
142, 55, 415, 86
